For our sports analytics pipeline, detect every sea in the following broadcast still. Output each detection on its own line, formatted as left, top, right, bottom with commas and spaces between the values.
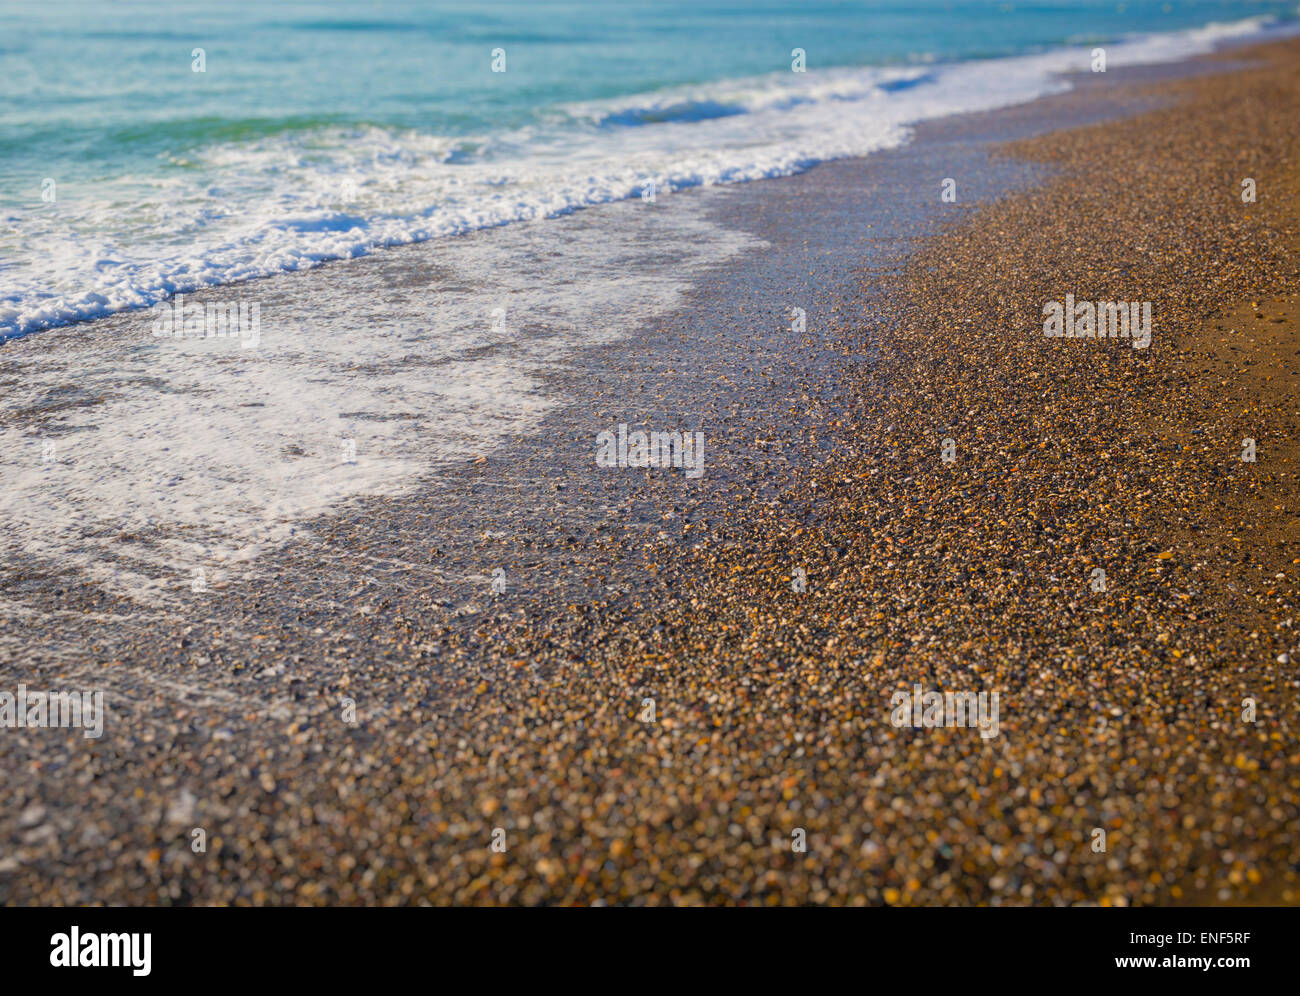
2, 0, 1298, 341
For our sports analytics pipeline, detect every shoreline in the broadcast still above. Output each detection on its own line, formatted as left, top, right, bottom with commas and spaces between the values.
4, 20, 1299, 345
1, 35, 1245, 631
2, 38, 1298, 904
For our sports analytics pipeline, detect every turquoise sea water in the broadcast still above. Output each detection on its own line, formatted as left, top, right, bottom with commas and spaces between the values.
2, 0, 1296, 338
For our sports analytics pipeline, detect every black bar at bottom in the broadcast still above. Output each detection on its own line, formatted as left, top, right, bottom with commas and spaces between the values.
0, 906, 1293, 986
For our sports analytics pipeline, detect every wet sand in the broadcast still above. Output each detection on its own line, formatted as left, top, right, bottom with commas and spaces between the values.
1, 39, 1298, 905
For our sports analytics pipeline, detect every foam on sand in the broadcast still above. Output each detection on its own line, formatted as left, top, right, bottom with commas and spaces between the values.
0, 198, 761, 606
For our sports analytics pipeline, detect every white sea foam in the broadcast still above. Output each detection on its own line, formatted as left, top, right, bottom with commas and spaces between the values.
0, 14, 1286, 341
0, 197, 761, 604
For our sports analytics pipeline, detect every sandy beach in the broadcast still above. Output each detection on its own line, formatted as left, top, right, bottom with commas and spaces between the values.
2, 36, 1298, 906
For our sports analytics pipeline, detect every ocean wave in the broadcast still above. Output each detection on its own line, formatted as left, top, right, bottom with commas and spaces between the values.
0, 12, 1291, 342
